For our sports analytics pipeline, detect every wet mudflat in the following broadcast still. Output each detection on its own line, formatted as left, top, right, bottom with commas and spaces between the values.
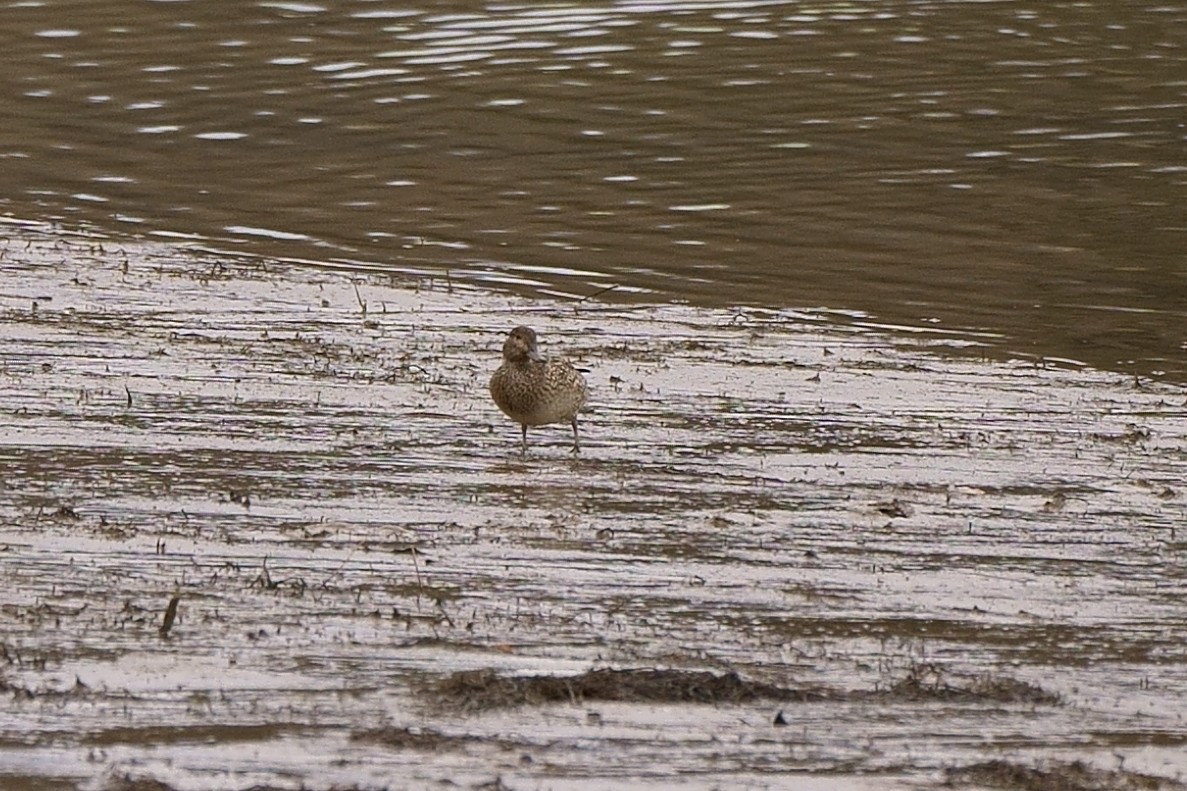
2, 223, 1186, 790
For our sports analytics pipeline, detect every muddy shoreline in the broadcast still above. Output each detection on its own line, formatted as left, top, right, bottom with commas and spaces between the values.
2, 223, 1186, 790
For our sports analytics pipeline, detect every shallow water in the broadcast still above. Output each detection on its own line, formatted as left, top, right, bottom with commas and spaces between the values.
2, 1, 1185, 381
1, 223, 1185, 789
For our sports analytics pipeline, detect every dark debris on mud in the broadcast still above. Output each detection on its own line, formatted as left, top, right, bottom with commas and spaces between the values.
100, 774, 383, 791
351, 724, 489, 751
101, 777, 176, 791
429, 667, 819, 711
944, 759, 1187, 791
866, 663, 1061, 705
427, 665, 1057, 712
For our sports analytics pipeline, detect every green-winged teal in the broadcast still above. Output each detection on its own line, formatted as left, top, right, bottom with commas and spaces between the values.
490, 325, 588, 455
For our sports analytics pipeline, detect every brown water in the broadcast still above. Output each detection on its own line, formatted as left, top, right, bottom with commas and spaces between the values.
2, 0, 1185, 379
2, 226, 1186, 789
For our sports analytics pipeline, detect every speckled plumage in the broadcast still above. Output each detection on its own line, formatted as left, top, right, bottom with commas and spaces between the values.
490, 326, 588, 455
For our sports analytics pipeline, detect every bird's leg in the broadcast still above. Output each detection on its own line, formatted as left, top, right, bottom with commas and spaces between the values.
520, 424, 528, 457
570, 416, 581, 454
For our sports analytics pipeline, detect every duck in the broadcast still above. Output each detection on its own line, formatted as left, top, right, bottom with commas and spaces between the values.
490, 325, 588, 455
